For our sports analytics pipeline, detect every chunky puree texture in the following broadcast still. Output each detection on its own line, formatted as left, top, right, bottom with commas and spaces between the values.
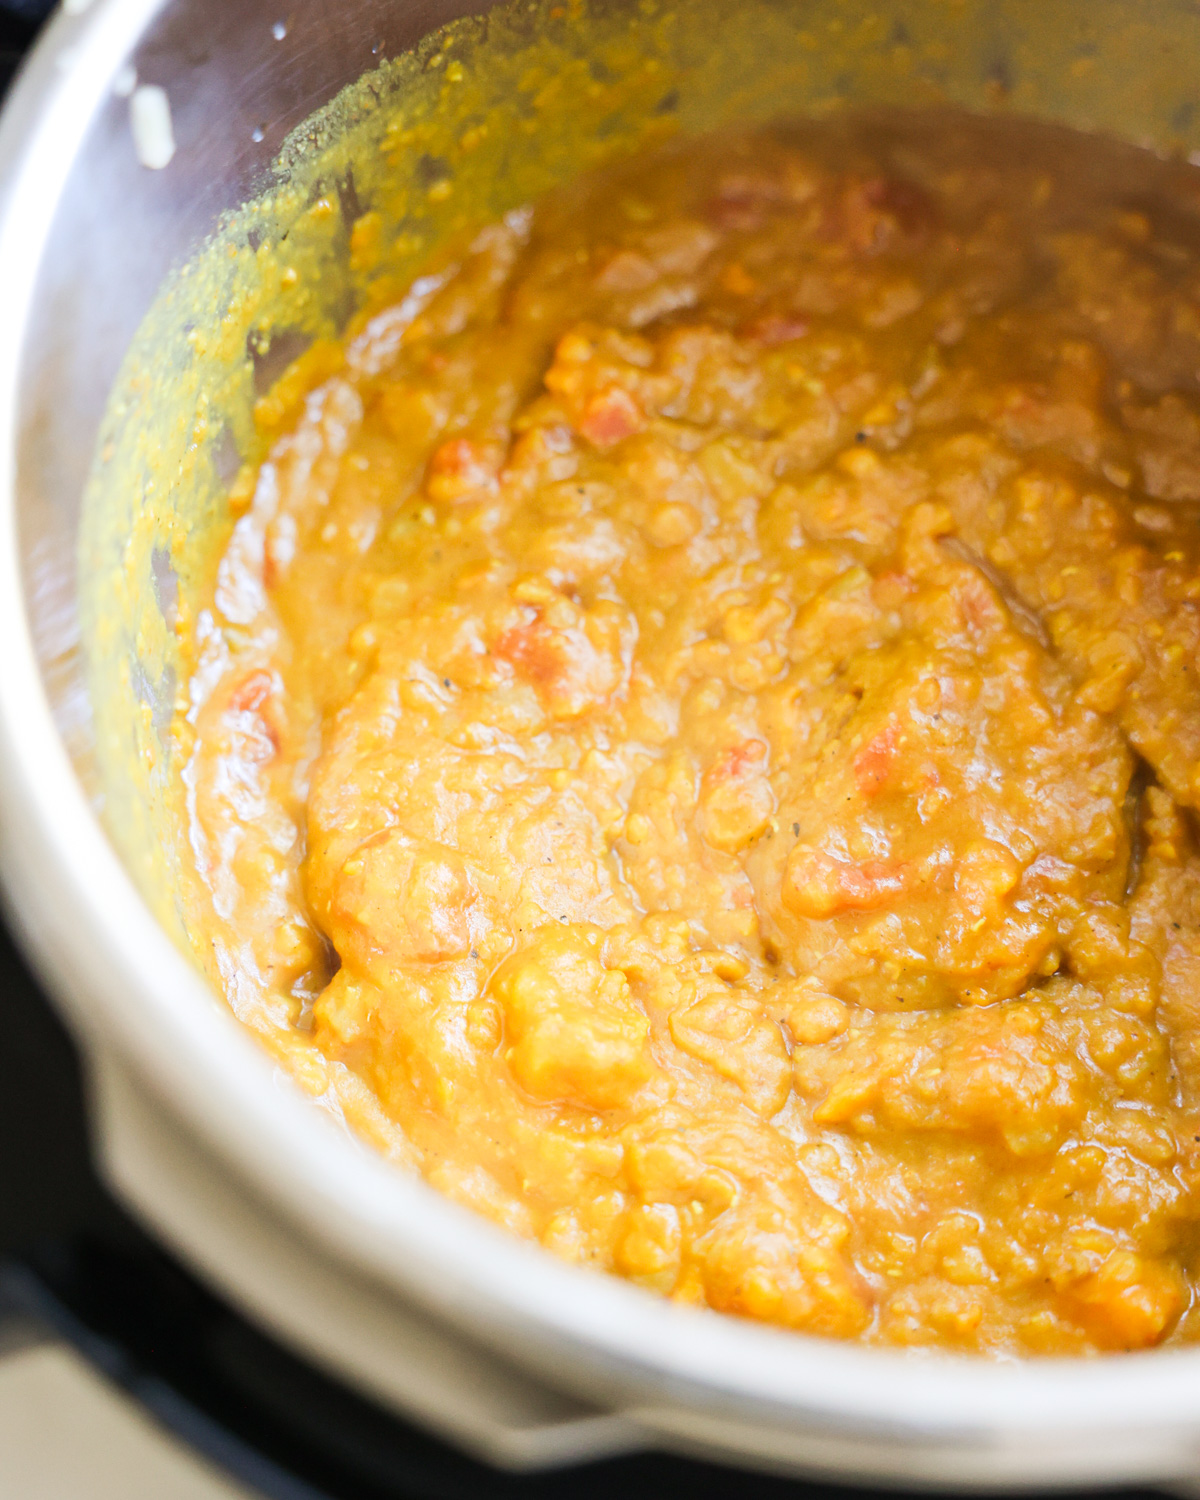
184, 110, 1200, 1354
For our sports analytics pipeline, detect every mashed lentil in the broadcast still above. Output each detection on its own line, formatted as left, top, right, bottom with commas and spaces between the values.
184, 109, 1200, 1354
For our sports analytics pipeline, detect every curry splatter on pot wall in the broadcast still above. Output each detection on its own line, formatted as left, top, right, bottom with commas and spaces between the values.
79, 0, 1200, 961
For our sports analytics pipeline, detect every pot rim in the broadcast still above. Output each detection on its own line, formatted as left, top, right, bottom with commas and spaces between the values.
2, 0, 1200, 1450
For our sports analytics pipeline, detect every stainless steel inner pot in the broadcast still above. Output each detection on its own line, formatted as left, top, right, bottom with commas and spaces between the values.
6, 0, 1200, 1488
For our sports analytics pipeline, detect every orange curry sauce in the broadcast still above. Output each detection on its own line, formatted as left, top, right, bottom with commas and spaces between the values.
184, 110, 1200, 1354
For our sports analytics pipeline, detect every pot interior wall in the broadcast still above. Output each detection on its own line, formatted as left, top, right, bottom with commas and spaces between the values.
27, 0, 1200, 966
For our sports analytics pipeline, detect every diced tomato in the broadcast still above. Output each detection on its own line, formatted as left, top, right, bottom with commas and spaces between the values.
853, 722, 901, 795
700, 740, 773, 853
706, 174, 785, 231
784, 847, 909, 919
720, 739, 769, 778
833, 175, 936, 255
229, 669, 273, 715
495, 617, 559, 687
227, 669, 279, 760
957, 568, 1006, 634
578, 386, 643, 448
426, 435, 502, 501
742, 313, 810, 346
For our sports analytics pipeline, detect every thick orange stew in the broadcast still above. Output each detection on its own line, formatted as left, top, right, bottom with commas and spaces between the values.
184, 110, 1200, 1354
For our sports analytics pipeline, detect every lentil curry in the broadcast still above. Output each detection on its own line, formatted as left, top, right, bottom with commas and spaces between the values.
184, 109, 1200, 1355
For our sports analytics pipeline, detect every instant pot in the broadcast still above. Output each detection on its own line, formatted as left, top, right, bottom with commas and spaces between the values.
4, 0, 1200, 1489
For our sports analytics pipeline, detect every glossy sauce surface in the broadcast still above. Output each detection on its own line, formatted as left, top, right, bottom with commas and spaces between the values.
185, 110, 1200, 1354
